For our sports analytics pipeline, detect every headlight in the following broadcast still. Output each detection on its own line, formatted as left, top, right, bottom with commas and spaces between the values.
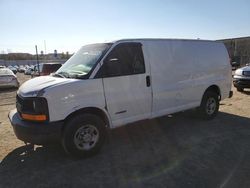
243, 71, 250, 76
17, 96, 49, 122
234, 70, 240, 76
31, 98, 48, 114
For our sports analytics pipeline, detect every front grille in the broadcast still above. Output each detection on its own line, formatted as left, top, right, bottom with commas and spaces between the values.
239, 79, 250, 84
234, 79, 250, 86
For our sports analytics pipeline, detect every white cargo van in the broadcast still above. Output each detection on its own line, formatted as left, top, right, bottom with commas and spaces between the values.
9, 39, 233, 157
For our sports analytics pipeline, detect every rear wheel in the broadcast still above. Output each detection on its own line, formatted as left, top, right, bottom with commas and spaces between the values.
62, 114, 106, 158
198, 91, 219, 120
236, 87, 244, 92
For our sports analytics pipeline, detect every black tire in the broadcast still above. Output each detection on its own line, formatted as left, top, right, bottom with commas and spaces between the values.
62, 114, 106, 158
197, 91, 219, 120
237, 87, 244, 92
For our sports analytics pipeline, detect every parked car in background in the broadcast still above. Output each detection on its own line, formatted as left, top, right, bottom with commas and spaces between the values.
24, 67, 34, 75
14, 65, 19, 70
0, 65, 6, 69
7, 66, 18, 74
0, 68, 19, 88
31, 63, 62, 77
233, 65, 250, 91
18, 66, 26, 73
17, 66, 21, 72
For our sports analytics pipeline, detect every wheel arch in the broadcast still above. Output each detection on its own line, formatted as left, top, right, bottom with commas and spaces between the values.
201, 85, 221, 104
63, 107, 111, 131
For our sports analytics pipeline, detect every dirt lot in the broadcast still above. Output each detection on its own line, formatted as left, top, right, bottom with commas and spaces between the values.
0, 73, 250, 188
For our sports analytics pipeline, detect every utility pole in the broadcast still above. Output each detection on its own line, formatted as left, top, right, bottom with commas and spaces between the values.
44, 40, 47, 62
234, 39, 237, 57
35, 45, 40, 76
44, 40, 47, 55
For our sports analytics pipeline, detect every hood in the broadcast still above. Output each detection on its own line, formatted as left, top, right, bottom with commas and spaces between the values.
18, 76, 73, 97
234, 66, 250, 76
239, 66, 250, 72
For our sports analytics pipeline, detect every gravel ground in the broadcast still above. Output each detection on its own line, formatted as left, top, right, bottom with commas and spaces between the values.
0, 73, 250, 188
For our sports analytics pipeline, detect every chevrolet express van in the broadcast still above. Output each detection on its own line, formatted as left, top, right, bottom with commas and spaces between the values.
9, 39, 233, 157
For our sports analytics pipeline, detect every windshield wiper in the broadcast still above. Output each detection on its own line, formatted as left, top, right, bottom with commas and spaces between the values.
53, 71, 87, 79
66, 73, 87, 79
67, 70, 88, 79
75, 74, 88, 79
53, 73, 65, 78
53, 71, 70, 78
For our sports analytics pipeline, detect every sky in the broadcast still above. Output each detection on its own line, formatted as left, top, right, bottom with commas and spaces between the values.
1, 0, 250, 54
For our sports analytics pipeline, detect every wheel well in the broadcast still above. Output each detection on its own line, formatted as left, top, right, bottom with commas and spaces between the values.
204, 85, 221, 100
64, 107, 110, 129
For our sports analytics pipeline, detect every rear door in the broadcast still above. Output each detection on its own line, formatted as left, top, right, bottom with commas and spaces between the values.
99, 42, 152, 127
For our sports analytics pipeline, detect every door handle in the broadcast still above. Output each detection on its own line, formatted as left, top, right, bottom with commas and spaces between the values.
146, 75, 151, 87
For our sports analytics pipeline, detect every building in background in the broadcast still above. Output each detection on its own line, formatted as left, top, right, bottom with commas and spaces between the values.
218, 36, 250, 66
0, 51, 72, 66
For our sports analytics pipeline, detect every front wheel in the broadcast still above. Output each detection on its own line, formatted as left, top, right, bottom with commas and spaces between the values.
197, 91, 219, 120
62, 114, 106, 158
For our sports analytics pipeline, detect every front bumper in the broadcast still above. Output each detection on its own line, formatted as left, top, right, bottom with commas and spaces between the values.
8, 109, 63, 145
233, 78, 250, 88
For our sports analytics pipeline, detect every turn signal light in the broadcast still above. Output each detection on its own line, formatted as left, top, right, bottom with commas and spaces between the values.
21, 113, 47, 121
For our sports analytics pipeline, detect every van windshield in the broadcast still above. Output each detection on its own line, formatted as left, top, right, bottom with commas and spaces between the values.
55, 43, 112, 79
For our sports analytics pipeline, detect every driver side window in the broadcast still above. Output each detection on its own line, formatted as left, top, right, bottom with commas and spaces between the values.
97, 43, 145, 78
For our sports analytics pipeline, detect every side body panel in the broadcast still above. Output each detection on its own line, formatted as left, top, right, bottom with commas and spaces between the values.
191, 42, 231, 101
142, 40, 231, 118
43, 79, 109, 123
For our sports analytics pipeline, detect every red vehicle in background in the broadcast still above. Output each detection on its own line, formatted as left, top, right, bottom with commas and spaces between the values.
31, 63, 62, 77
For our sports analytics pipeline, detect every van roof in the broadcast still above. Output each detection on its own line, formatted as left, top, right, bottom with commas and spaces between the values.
113, 38, 219, 43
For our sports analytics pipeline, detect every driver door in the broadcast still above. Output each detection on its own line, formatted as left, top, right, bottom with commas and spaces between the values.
99, 43, 152, 127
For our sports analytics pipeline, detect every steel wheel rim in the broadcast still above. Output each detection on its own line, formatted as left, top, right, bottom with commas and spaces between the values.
206, 97, 216, 115
74, 124, 99, 151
